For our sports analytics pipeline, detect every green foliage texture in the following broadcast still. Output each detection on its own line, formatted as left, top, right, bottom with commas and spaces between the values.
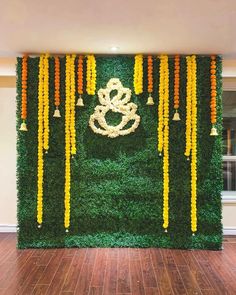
16, 55, 223, 249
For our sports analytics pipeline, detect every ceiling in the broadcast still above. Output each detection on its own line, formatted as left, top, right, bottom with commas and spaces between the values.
0, 0, 236, 57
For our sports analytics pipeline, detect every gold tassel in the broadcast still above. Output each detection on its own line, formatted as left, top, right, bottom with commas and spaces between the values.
53, 107, 61, 118
19, 121, 28, 131
210, 126, 218, 136
146, 94, 154, 105
172, 110, 181, 121
76, 95, 84, 107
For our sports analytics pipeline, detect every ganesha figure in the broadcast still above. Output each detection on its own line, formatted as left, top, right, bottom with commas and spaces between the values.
89, 78, 140, 138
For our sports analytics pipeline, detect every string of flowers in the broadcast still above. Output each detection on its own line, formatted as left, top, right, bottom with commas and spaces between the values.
37, 55, 45, 228
146, 55, 154, 105
86, 55, 96, 95
70, 54, 77, 155
43, 54, 50, 152
162, 55, 170, 232
190, 55, 197, 235
53, 57, 61, 118
64, 54, 72, 232
210, 55, 218, 136
158, 55, 165, 155
173, 55, 181, 121
185, 56, 192, 160
76, 55, 84, 106
133, 54, 143, 95
20, 55, 28, 131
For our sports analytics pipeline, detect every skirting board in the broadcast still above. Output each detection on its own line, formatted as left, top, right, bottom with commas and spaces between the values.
0, 224, 236, 235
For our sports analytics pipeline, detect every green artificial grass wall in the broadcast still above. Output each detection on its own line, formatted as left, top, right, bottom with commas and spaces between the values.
16, 55, 223, 249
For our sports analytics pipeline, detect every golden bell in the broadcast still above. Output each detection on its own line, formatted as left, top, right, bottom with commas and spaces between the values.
146, 95, 154, 106
19, 122, 28, 131
76, 95, 84, 107
53, 108, 61, 118
172, 110, 181, 121
210, 126, 218, 136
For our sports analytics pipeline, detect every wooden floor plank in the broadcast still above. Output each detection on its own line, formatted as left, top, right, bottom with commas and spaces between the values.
117, 248, 131, 293
103, 249, 118, 295
129, 252, 145, 295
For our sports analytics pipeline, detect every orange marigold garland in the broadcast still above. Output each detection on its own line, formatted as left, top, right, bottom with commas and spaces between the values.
146, 55, 154, 105
76, 55, 84, 106
20, 55, 28, 131
173, 55, 181, 121
53, 57, 61, 118
210, 55, 218, 136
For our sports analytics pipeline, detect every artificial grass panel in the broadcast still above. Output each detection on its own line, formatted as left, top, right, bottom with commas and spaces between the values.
16, 55, 223, 249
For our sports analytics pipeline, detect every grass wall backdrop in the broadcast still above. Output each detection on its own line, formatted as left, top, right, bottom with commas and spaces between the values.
16, 55, 223, 249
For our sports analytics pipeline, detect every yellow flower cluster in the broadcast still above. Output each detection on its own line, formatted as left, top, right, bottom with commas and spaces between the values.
86, 55, 96, 95
43, 54, 50, 151
37, 55, 46, 226
185, 55, 198, 234
133, 54, 143, 95
70, 54, 76, 155
158, 55, 170, 231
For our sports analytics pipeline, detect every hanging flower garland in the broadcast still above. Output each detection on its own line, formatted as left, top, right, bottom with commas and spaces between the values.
20, 55, 28, 131
37, 55, 45, 228
185, 55, 198, 235
70, 54, 77, 155
146, 55, 154, 105
64, 55, 72, 232
173, 55, 181, 121
158, 55, 170, 232
134, 54, 143, 95
76, 55, 84, 106
43, 54, 50, 152
86, 55, 96, 95
53, 57, 61, 118
210, 55, 218, 136
191, 55, 197, 235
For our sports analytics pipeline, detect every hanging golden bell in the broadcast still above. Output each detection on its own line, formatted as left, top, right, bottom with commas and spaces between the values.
210, 126, 218, 136
53, 107, 61, 118
19, 121, 28, 131
76, 95, 84, 107
172, 110, 181, 121
146, 94, 154, 105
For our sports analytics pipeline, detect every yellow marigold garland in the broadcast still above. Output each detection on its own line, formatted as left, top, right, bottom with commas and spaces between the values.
70, 54, 76, 155
86, 55, 96, 95
53, 57, 61, 118
43, 54, 50, 152
173, 55, 181, 121
37, 55, 45, 227
134, 54, 143, 95
191, 55, 197, 235
185, 55, 198, 234
158, 55, 170, 231
20, 55, 28, 131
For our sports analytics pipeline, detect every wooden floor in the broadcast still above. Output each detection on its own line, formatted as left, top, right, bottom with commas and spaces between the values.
0, 234, 236, 295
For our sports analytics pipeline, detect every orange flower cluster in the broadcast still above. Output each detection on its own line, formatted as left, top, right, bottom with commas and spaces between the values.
54, 57, 60, 107
77, 55, 83, 95
210, 56, 217, 124
147, 55, 153, 93
21, 55, 28, 120
174, 55, 180, 110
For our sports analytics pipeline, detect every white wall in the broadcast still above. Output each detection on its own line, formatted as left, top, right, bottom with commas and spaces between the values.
0, 87, 235, 234
0, 88, 17, 227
